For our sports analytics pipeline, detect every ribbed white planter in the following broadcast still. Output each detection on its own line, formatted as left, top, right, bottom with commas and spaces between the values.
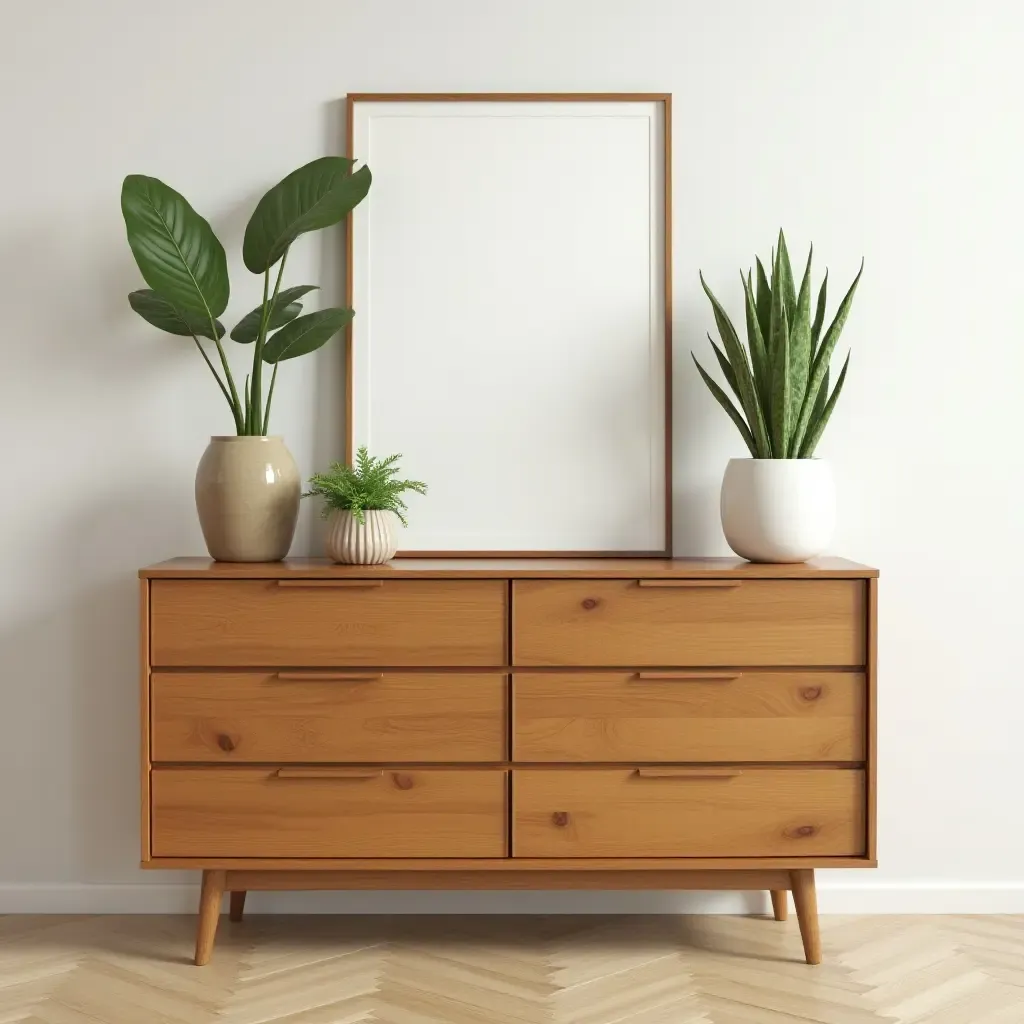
325, 509, 398, 564
720, 458, 836, 563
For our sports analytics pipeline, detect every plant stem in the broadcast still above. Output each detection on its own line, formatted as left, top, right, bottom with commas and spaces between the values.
243, 374, 252, 434
261, 363, 278, 435
190, 334, 238, 424
251, 249, 289, 436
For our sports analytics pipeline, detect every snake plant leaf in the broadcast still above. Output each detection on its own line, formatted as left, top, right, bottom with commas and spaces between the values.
121, 175, 229, 321
692, 355, 757, 456
791, 259, 863, 456
811, 268, 829, 350
788, 245, 814, 431
262, 307, 354, 363
812, 364, 829, 426
128, 289, 225, 339
776, 229, 797, 323
755, 257, 772, 353
700, 272, 771, 456
230, 285, 319, 343
709, 335, 740, 398
243, 158, 372, 273
741, 271, 769, 409
800, 352, 850, 457
770, 299, 791, 456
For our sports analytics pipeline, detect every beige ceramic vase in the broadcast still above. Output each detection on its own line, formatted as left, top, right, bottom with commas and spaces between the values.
325, 509, 398, 564
194, 436, 300, 562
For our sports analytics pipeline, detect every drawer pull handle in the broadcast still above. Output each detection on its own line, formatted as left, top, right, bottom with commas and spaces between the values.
636, 580, 741, 589
634, 768, 742, 780
275, 580, 384, 589
274, 768, 383, 780
275, 672, 383, 682
635, 671, 741, 682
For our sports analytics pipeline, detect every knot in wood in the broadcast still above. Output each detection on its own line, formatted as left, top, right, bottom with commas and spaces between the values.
216, 734, 236, 752
552, 811, 570, 827
581, 598, 599, 610
800, 686, 822, 701
786, 824, 818, 839
392, 773, 415, 791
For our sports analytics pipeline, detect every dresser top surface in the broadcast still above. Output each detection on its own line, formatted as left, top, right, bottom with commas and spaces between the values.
140, 556, 877, 579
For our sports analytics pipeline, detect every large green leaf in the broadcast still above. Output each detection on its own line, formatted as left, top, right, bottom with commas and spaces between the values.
230, 285, 319, 343
770, 298, 790, 456
800, 352, 850, 457
791, 259, 863, 456
128, 289, 225, 339
788, 246, 814, 432
776, 229, 797, 323
262, 307, 354, 363
243, 158, 372, 273
708, 335, 739, 398
742, 271, 770, 411
121, 175, 229, 321
811, 268, 829, 350
755, 257, 772, 353
692, 355, 756, 456
700, 272, 771, 456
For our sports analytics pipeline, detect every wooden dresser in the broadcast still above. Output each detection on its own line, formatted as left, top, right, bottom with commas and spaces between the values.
139, 556, 878, 966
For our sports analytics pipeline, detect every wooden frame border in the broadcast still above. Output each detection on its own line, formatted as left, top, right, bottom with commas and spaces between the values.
344, 93, 673, 558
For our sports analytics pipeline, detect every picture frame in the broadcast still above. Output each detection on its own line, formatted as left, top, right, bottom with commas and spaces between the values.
346, 93, 672, 556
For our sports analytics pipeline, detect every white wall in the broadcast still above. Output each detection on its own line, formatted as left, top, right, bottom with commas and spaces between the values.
2, 0, 1022, 913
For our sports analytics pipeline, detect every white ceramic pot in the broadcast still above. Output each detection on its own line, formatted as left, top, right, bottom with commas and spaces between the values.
194, 436, 300, 562
720, 458, 836, 563
326, 509, 398, 564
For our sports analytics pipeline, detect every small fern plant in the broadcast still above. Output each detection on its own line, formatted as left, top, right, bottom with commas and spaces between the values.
303, 447, 427, 525
694, 229, 863, 458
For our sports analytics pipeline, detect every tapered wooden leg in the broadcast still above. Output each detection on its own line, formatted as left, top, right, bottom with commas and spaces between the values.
194, 870, 226, 966
789, 869, 821, 965
770, 889, 788, 921
229, 890, 247, 922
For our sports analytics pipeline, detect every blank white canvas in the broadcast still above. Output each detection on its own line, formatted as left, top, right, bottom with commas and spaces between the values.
349, 99, 666, 552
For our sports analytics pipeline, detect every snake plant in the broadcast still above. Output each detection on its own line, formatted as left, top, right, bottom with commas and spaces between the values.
693, 230, 863, 458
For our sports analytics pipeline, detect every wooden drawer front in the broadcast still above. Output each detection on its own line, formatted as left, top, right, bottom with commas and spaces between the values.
513, 671, 864, 763
150, 579, 506, 667
512, 769, 865, 857
151, 672, 507, 763
512, 579, 865, 667
152, 768, 507, 858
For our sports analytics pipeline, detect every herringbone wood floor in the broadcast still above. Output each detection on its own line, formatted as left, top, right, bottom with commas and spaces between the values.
1, 913, 1021, 1023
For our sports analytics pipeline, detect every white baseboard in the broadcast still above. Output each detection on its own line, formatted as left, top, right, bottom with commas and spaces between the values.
2, 882, 1023, 915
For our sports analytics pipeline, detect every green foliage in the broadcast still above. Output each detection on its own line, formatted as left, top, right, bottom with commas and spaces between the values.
121, 157, 371, 435
693, 230, 862, 458
303, 447, 427, 526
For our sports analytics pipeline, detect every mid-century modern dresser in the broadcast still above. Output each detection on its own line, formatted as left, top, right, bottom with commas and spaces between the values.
139, 556, 878, 966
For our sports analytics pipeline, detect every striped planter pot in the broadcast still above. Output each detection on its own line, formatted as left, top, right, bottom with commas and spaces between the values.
325, 509, 398, 564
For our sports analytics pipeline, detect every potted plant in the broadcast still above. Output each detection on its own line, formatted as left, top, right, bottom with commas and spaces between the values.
304, 447, 427, 564
694, 230, 862, 562
120, 157, 371, 561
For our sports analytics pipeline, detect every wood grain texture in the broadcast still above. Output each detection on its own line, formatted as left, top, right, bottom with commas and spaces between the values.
151, 671, 506, 763
770, 889, 788, 921
194, 869, 224, 966
228, 890, 246, 922
791, 868, 822, 964
140, 556, 878, 579
150, 578, 506, 666
512, 768, 865, 858
867, 576, 879, 860
512, 579, 867, 667
139, 578, 151, 863
152, 768, 507, 858
224, 868, 792, 890
3, 914, 1020, 1016
513, 670, 865, 762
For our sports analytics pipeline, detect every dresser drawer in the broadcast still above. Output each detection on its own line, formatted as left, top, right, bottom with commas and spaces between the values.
512, 768, 864, 857
152, 671, 507, 763
512, 579, 865, 667
152, 768, 507, 857
150, 579, 506, 667
513, 671, 864, 762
